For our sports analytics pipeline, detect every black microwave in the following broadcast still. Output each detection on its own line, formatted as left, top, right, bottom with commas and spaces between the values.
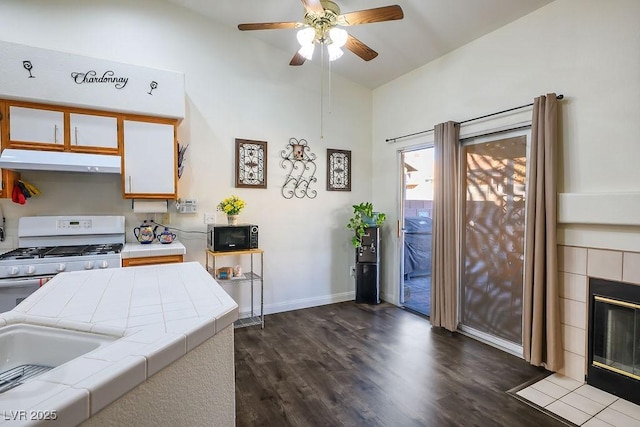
207, 224, 259, 252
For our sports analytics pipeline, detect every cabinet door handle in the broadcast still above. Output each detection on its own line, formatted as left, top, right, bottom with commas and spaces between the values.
54, 124, 58, 143
128, 176, 132, 192
74, 127, 78, 145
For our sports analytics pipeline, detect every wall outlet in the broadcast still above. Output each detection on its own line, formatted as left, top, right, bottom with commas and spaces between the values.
350, 266, 356, 277
161, 213, 170, 224
204, 212, 216, 225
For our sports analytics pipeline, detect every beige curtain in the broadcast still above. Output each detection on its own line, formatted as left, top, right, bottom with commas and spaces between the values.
431, 121, 460, 332
523, 93, 563, 371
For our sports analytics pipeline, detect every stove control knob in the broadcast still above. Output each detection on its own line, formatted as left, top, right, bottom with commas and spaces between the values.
8, 266, 19, 276
56, 263, 66, 272
84, 261, 95, 270
25, 265, 36, 275
98, 260, 109, 269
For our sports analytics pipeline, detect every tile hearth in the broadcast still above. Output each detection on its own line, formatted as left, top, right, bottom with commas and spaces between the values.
515, 373, 640, 426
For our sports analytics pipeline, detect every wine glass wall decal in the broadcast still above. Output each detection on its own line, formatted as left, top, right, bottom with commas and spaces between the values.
22, 60, 35, 78
148, 81, 158, 95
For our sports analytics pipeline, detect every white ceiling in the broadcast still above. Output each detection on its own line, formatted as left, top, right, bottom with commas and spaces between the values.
165, 0, 554, 89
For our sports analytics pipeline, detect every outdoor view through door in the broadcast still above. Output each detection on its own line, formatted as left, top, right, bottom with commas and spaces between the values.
401, 148, 434, 316
461, 134, 527, 347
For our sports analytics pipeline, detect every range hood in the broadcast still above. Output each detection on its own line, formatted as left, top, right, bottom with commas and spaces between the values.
0, 149, 121, 174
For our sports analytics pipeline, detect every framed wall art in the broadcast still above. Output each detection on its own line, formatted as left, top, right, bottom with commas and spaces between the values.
326, 149, 351, 191
235, 139, 267, 188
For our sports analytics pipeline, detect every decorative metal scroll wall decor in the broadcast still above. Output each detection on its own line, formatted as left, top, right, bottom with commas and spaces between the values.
236, 139, 267, 188
327, 149, 351, 191
280, 137, 317, 199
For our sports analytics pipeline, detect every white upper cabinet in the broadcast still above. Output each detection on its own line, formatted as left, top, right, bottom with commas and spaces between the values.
70, 113, 118, 151
123, 120, 176, 198
9, 106, 64, 145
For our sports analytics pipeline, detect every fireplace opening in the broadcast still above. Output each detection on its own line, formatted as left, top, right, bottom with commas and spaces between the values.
588, 278, 640, 405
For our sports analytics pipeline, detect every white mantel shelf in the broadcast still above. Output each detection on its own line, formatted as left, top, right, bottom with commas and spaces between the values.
558, 192, 640, 226
0, 262, 238, 426
557, 192, 640, 252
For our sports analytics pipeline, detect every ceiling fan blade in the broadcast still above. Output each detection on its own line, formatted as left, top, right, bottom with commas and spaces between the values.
345, 34, 378, 61
301, 0, 324, 14
289, 52, 307, 66
340, 5, 404, 26
238, 21, 301, 31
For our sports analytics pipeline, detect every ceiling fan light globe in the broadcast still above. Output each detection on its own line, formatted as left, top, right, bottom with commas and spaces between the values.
329, 27, 348, 48
327, 45, 344, 61
298, 44, 315, 60
297, 27, 316, 46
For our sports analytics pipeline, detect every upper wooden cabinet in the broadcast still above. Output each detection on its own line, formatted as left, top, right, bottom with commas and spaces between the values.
0, 99, 180, 200
9, 105, 64, 148
69, 113, 118, 152
122, 119, 177, 199
3, 101, 119, 155
0, 101, 19, 199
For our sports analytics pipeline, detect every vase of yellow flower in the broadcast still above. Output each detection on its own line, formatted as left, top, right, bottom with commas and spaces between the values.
217, 195, 246, 226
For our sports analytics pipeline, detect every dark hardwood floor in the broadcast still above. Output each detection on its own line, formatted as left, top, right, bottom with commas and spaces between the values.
234, 302, 566, 427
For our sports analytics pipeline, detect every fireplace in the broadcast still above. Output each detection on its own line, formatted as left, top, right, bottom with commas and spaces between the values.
587, 278, 640, 405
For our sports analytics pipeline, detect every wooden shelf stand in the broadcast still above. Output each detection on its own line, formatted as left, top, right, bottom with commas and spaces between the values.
205, 248, 264, 329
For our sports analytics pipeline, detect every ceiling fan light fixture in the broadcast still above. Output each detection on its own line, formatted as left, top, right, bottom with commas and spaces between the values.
297, 27, 316, 46
238, 3, 404, 67
327, 44, 343, 61
298, 43, 315, 60
328, 27, 348, 48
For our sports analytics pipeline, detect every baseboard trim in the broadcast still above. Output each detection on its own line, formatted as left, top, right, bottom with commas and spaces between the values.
237, 291, 356, 317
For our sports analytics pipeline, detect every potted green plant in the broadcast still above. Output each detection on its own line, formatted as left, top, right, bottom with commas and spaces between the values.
346, 202, 386, 248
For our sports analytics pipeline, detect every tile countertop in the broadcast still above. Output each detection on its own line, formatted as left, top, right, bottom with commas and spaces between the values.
121, 241, 186, 259
0, 262, 238, 426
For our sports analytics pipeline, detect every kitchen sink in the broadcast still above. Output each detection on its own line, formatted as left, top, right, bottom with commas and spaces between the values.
0, 323, 116, 394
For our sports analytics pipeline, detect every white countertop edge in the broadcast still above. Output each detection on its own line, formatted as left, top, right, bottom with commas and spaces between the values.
0, 262, 238, 426
121, 241, 186, 259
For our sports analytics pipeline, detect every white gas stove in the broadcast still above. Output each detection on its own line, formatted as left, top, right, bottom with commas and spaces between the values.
0, 215, 125, 312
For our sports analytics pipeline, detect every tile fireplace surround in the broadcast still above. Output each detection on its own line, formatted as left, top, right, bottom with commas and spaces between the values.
557, 245, 640, 382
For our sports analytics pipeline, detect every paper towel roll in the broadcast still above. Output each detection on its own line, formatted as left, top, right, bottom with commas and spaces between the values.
132, 199, 168, 213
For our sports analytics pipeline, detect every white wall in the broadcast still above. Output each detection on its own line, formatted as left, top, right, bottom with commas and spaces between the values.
372, 0, 640, 303
0, 0, 373, 314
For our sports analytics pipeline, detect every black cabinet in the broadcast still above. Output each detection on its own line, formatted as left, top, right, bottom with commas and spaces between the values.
355, 227, 380, 304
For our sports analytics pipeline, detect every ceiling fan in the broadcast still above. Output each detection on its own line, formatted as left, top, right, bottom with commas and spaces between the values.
238, 0, 404, 66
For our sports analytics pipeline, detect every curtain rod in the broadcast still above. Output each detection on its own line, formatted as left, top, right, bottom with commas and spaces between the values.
386, 94, 564, 143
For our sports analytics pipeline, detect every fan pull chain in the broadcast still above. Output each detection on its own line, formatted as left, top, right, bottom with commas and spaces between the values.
328, 56, 332, 120
319, 45, 335, 140
320, 45, 325, 139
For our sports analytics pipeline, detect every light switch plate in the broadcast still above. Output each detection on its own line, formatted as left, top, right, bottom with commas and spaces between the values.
204, 213, 216, 224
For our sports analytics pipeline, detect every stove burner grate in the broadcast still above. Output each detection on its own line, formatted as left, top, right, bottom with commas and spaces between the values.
0, 243, 123, 260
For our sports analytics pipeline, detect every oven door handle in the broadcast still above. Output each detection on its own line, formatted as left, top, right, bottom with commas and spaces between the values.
0, 277, 52, 288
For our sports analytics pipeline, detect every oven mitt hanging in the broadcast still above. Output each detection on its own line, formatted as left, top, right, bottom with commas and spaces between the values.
16, 181, 31, 199
19, 180, 41, 196
12, 183, 26, 204
11, 180, 40, 204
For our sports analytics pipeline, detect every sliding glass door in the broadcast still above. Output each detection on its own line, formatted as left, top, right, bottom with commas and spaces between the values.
459, 131, 529, 349
399, 147, 434, 316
